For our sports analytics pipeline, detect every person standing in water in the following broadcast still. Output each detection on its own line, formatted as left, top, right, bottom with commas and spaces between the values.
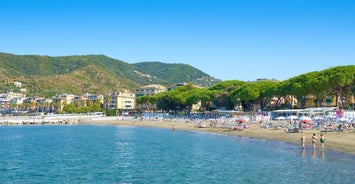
311, 133, 317, 150
301, 133, 305, 149
320, 134, 325, 151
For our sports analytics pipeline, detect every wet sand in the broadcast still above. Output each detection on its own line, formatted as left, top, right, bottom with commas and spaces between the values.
86, 119, 355, 155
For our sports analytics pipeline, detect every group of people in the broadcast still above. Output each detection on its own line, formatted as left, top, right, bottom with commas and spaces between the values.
301, 133, 325, 151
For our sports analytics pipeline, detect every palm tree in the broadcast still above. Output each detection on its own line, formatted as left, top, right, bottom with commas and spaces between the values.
104, 95, 111, 115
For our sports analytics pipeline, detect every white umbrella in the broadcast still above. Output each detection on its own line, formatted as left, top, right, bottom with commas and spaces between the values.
312, 117, 324, 121
299, 116, 311, 121
338, 117, 349, 123
275, 116, 286, 120
286, 115, 298, 120
325, 115, 336, 118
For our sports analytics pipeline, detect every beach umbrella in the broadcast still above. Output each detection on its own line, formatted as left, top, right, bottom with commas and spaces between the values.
275, 116, 286, 120
325, 114, 336, 118
312, 117, 324, 120
301, 119, 312, 123
299, 116, 311, 120
236, 118, 246, 123
286, 115, 298, 120
337, 117, 349, 123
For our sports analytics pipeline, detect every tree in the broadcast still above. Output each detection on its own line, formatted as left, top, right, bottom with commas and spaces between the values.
283, 74, 313, 109
63, 103, 76, 113
324, 65, 355, 107
209, 80, 245, 110
231, 81, 275, 111
306, 71, 331, 107
209, 80, 245, 92
191, 88, 214, 111
136, 95, 152, 111
212, 91, 234, 110
104, 95, 111, 113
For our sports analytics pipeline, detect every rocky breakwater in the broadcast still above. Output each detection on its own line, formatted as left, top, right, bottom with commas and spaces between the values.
0, 116, 80, 125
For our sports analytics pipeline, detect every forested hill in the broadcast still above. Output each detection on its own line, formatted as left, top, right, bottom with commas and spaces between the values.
133, 62, 220, 87
0, 52, 221, 97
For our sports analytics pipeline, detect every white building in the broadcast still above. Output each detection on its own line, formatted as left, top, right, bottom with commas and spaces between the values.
107, 90, 135, 110
82, 93, 104, 103
14, 81, 22, 88
135, 84, 167, 97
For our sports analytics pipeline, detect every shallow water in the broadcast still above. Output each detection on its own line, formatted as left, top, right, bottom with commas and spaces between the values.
0, 125, 354, 183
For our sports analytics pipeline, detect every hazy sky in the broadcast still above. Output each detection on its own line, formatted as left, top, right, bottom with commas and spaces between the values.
1, 0, 354, 81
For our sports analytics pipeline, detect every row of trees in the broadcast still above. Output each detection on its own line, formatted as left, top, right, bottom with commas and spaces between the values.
9, 100, 104, 114
136, 65, 355, 113
10, 101, 62, 113
62, 100, 103, 114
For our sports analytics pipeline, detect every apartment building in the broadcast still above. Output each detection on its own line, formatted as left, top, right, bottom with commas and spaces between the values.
107, 90, 135, 110
135, 84, 167, 97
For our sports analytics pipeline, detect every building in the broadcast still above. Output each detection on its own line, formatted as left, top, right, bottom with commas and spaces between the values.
304, 95, 337, 108
14, 81, 22, 88
52, 93, 76, 111
167, 83, 187, 91
135, 84, 167, 97
0, 92, 26, 112
0, 99, 10, 112
1, 92, 25, 100
107, 90, 135, 110
82, 93, 104, 104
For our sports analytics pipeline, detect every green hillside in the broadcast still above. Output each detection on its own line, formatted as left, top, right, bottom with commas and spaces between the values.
133, 62, 221, 87
0, 52, 221, 97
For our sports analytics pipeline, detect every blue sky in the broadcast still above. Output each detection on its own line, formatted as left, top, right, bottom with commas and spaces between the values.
1, 0, 354, 81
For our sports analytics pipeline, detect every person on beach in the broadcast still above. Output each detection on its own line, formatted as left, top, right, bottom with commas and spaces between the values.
336, 106, 344, 119
320, 134, 325, 151
301, 133, 305, 149
311, 133, 317, 150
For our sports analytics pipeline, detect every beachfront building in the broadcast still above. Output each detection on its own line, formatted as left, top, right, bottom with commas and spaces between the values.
0, 92, 26, 112
1, 91, 26, 100
73, 95, 88, 107
107, 90, 135, 110
304, 95, 337, 107
0, 99, 10, 112
33, 98, 53, 112
135, 84, 166, 111
52, 93, 76, 111
135, 84, 166, 97
22, 97, 38, 111
303, 95, 354, 108
53, 94, 76, 104
83, 93, 104, 104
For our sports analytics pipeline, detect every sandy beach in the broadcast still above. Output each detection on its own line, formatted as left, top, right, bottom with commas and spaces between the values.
86, 119, 355, 155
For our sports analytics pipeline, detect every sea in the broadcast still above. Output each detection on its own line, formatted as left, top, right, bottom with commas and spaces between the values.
0, 124, 354, 184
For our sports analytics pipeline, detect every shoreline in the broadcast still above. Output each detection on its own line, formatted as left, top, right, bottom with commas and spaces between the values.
85, 119, 355, 155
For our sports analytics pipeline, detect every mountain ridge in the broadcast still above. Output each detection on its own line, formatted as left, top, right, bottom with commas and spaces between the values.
0, 52, 221, 97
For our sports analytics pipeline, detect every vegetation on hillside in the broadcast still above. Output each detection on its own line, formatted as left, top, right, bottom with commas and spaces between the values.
0, 52, 220, 96
133, 62, 221, 87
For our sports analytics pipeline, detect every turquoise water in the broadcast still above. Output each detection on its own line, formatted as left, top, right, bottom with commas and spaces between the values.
1, 125, 354, 184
